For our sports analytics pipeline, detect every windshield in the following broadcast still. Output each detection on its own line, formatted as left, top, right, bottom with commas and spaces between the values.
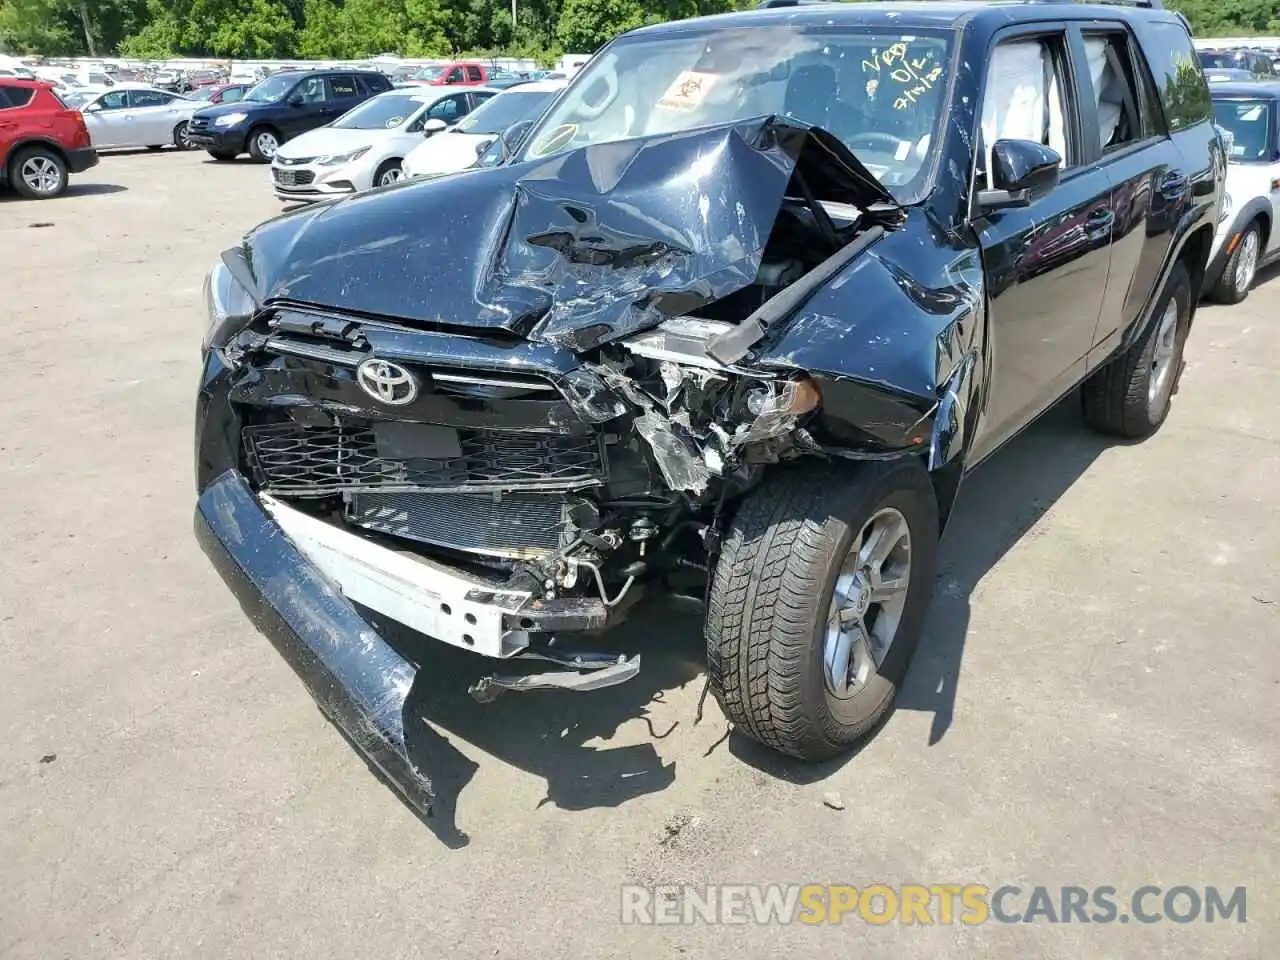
518, 25, 952, 201
414, 66, 446, 81
1213, 98, 1274, 160
243, 74, 296, 103
456, 89, 557, 134
333, 93, 422, 129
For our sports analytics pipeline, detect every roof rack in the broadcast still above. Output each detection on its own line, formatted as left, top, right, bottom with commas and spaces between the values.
758, 0, 1165, 7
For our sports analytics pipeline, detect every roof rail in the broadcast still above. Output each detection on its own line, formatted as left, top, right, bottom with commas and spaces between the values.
757, 0, 1166, 7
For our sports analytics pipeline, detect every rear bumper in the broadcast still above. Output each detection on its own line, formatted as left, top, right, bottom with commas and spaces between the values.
66, 146, 98, 173
194, 470, 434, 816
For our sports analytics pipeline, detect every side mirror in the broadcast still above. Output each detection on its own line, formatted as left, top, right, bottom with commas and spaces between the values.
475, 138, 494, 156
977, 139, 1061, 211
499, 120, 534, 160
423, 118, 448, 136
84, 102, 101, 113
287, 93, 303, 107
444, 75, 457, 85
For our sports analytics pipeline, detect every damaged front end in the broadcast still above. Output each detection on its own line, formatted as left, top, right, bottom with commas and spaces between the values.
195, 116, 979, 816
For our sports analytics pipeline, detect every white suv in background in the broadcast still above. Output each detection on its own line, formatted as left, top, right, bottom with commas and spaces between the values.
1206, 82, 1280, 303
269, 87, 498, 202
402, 79, 566, 180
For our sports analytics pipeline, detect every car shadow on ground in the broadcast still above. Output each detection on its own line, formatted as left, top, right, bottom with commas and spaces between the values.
383, 395, 1116, 844
0, 182, 127, 203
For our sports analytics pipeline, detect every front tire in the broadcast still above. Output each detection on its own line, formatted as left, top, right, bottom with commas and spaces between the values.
247, 127, 280, 162
10, 146, 68, 199
374, 159, 403, 187
173, 121, 193, 151
1082, 261, 1191, 439
706, 460, 939, 760
1208, 220, 1260, 304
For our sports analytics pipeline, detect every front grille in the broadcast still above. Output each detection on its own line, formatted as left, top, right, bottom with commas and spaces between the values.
347, 491, 569, 558
189, 117, 210, 132
243, 423, 604, 496
273, 168, 315, 186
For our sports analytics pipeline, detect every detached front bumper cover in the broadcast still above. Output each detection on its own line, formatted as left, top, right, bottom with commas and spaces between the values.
194, 470, 433, 816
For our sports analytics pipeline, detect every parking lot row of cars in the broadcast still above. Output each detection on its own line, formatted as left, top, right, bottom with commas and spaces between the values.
0, 66, 566, 198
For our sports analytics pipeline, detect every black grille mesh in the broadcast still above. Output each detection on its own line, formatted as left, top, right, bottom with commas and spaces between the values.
243, 423, 603, 495
347, 491, 568, 557
272, 168, 316, 186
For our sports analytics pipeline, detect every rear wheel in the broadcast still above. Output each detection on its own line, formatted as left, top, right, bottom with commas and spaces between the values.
173, 121, 193, 151
1208, 220, 1260, 304
10, 146, 68, 199
1082, 261, 1191, 439
247, 127, 280, 162
705, 460, 939, 760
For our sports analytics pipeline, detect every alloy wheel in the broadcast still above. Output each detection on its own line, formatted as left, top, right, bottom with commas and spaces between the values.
823, 507, 912, 699
255, 132, 279, 158
20, 156, 61, 196
379, 166, 403, 186
1234, 228, 1259, 294
1147, 299, 1180, 413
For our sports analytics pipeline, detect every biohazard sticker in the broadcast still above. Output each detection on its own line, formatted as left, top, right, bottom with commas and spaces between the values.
657, 71, 718, 112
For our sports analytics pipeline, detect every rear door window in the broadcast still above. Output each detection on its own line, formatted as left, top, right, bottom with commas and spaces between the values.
1080, 31, 1149, 153
0, 85, 35, 109
328, 75, 359, 100
467, 65, 483, 82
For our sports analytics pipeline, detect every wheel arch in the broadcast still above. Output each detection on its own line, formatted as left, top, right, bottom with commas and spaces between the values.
4, 138, 70, 179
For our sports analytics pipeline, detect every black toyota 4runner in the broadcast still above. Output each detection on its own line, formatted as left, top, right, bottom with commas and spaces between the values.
195, 0, 1221, 814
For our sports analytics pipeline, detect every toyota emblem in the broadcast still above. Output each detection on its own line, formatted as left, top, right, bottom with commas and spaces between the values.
356, 358, 418, 406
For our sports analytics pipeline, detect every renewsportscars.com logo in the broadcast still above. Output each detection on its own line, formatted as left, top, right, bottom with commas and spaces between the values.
620, 884, 1248, 926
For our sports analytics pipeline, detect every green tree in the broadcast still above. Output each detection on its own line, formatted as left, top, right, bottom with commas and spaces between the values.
556, 0, 643, 53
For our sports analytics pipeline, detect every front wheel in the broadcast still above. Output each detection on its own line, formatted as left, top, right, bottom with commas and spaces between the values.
173, 121, 193, 151
705, 460, 939, 760
10, 146, 68, 199
247, 127, 280, 162
374, 159, 403, 187
1208, 220, 1260, 304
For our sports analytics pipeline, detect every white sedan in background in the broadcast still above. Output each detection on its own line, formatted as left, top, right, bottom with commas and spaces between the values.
269, 86, 500, 202
80, 87, 202, 150
401, 79, 566, 179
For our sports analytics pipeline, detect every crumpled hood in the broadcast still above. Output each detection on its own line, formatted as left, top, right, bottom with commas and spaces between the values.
241, 116, 898, 351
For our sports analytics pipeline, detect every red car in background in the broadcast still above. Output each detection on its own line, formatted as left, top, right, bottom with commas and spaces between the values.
187, 83, 250, 105
407, 62, 493, 86
0, 79, 97, 199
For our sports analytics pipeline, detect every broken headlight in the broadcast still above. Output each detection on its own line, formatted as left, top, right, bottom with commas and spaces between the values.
560, 367, 629, 422
202, 258, 256, 354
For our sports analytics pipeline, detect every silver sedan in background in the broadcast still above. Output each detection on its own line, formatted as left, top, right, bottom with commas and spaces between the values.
80, 87, 203, 150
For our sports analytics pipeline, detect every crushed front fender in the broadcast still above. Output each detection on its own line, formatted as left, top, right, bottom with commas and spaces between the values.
194, 470, 433, 817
